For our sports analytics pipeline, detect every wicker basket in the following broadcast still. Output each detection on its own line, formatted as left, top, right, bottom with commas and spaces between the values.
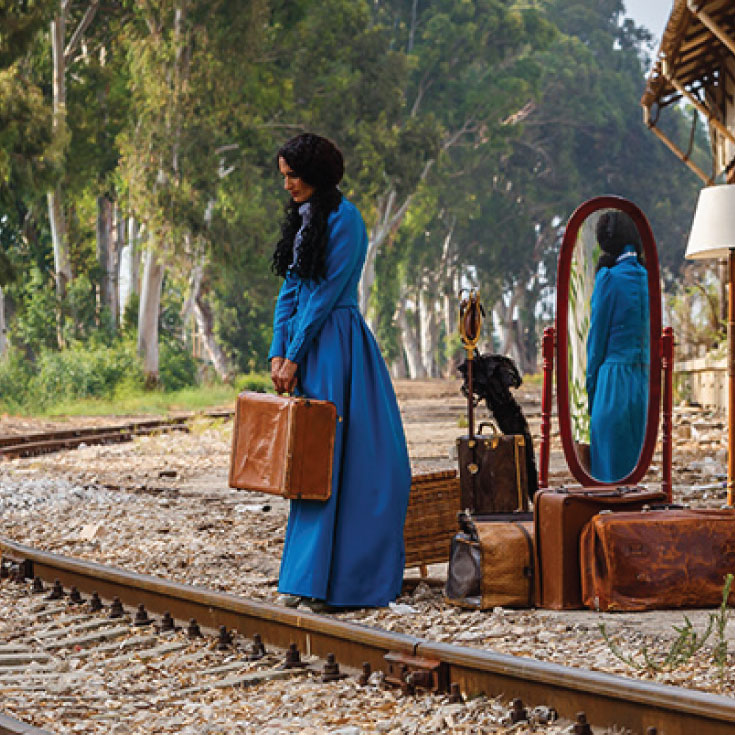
404, 469, 461, 572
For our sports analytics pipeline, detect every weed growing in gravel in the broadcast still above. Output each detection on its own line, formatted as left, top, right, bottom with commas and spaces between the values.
599, 574, 733, 678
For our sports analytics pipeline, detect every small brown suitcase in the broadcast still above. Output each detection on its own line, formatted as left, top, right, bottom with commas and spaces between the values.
581, 508, 735, 611
534, 486, 666, 610
229, 391, 336, 500
445, 513, 535, 609
457, 422, 528, 514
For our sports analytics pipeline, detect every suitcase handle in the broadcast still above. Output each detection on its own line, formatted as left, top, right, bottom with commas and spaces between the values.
477, 421, 500, 436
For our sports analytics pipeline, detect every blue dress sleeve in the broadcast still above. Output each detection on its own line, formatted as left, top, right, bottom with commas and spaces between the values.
268, 271, 299, 361
285, 208, 363, 365
586, 269, 614, 412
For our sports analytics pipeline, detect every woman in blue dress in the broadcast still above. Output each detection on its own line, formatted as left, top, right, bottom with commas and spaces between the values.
586, 210, 649, 482
269, 133, 411, 611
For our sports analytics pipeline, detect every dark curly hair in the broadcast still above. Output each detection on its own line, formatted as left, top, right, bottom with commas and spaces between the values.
595, 210, 645, 272
272, 134, 344, 281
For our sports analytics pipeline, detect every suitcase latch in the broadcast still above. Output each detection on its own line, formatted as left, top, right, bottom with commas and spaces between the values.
384, 652, 448, 693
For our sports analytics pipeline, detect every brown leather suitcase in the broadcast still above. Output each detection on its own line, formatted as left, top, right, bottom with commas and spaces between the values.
445, 512, 534, 609
534, 486, 666, 610
229, 391, 336, 500
457, 422, 528, 514
581, 508, 735, 611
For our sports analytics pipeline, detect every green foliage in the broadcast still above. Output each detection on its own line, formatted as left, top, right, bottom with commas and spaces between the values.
234, 372, 271, 394
158, 337, 198, 392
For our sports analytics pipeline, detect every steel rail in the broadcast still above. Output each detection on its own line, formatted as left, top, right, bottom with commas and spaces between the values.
0, 713, 53, 735
2, 538, 735, 735
0, 410, 233, 459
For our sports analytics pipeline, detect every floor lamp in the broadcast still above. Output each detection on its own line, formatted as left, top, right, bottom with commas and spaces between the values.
685, 184, 735, 506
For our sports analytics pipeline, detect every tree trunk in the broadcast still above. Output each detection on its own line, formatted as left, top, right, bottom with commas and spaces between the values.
48, 10, 72, 304
138, 249, 165, 385
396, 295, 424, 379
0, 286, 7, 358
419, 282, 437, 377
119, 218, 141, 322
194, 291, 230, 382
96, 196, 113, 318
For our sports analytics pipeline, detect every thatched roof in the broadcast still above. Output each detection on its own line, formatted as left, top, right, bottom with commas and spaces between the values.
641, 0, 735, 113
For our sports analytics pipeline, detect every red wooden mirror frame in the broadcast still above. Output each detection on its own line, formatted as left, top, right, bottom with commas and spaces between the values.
540, 195, 673, 495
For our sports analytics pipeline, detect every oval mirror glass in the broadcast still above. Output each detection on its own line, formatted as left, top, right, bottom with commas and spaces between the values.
556, 197, 662, 487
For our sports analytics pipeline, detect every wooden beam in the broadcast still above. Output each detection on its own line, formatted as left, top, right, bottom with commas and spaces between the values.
665, 72, 735, 146
642, 105, 713, 183
688, 1, 735, 57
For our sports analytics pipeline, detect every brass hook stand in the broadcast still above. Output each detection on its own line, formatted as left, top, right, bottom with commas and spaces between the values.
459, 289, 484, 439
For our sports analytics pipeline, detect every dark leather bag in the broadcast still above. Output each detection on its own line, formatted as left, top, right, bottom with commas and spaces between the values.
457, 422, 528, 514
445, 512, 534, 609
534, 486, 666, 610
581, 507, 735, 611
229, 391, 336, 500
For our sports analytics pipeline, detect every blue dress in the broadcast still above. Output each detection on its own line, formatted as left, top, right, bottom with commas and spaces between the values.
586, 246, 649, 482
268, 196, 411, 607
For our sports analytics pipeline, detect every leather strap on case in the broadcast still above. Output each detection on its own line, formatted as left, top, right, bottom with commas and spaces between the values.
514, 436, 525, 511
513, 520, 535, 608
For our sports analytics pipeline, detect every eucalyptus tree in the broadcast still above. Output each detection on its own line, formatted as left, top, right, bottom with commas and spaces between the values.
118, 0, 268, 383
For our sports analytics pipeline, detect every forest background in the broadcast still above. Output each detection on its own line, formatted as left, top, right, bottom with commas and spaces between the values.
0, 0, 714, 412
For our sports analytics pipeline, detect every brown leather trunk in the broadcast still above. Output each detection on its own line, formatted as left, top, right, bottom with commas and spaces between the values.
581, 508, 735, 611
229, 391, 336, 500
534, 486, 666, 610
445, 514, 534, 609
457, 427, 528, 514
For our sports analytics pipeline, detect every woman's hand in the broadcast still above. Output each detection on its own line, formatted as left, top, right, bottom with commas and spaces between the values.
275, 358, 299, 395
270, 357, 284, 392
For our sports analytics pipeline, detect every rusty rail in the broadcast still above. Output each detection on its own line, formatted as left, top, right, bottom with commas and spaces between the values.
0, 411, 233, 459
2, 539, 735, 735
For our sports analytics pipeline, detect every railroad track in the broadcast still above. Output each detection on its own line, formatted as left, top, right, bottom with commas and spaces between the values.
2, 539, 734, 734
0, 411, 233, 460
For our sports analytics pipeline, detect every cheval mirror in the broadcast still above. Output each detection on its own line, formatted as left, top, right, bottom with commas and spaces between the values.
538, 195, 674, 500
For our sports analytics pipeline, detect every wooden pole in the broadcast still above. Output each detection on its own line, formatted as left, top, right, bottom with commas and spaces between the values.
642, 107, 713, 184
687, 2, 735, 57
661, 327, 674, 503
729, 248, 735, 506
539, 326, 555, 488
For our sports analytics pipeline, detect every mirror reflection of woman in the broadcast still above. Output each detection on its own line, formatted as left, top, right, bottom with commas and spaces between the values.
586, 211, 649, 482
269, 133, 411, 611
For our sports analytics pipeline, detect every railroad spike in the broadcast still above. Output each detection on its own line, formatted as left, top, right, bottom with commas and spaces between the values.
133, 604, 152, 626
108, 597, 125, 619
187, 618, 202, 638
246, 633, 266, 661
357, 661, 371, 686
217, 625, 232, 650
159, 611, 175, 633
448, 682, 463, 704
321, 652, 346, 683
46, 579, 64, 600
68, 587, 84, 605
31, 577, 44, 595
88, 592, 104, 612
282, 642, 307, 669
510, 698, 528, 724
573, 711, 593, 735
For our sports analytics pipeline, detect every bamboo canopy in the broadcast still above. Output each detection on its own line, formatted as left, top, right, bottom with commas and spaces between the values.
641, 0, 735, 183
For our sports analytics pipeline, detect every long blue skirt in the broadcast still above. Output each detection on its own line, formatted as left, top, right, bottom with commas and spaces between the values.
277, 305, 411, 608
589, 361, 648, 482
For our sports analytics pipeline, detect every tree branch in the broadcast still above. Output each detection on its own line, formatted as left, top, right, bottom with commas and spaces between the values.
64, 1, 100, 65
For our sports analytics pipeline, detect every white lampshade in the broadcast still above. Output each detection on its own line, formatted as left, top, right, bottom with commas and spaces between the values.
685, 184, 735, 260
